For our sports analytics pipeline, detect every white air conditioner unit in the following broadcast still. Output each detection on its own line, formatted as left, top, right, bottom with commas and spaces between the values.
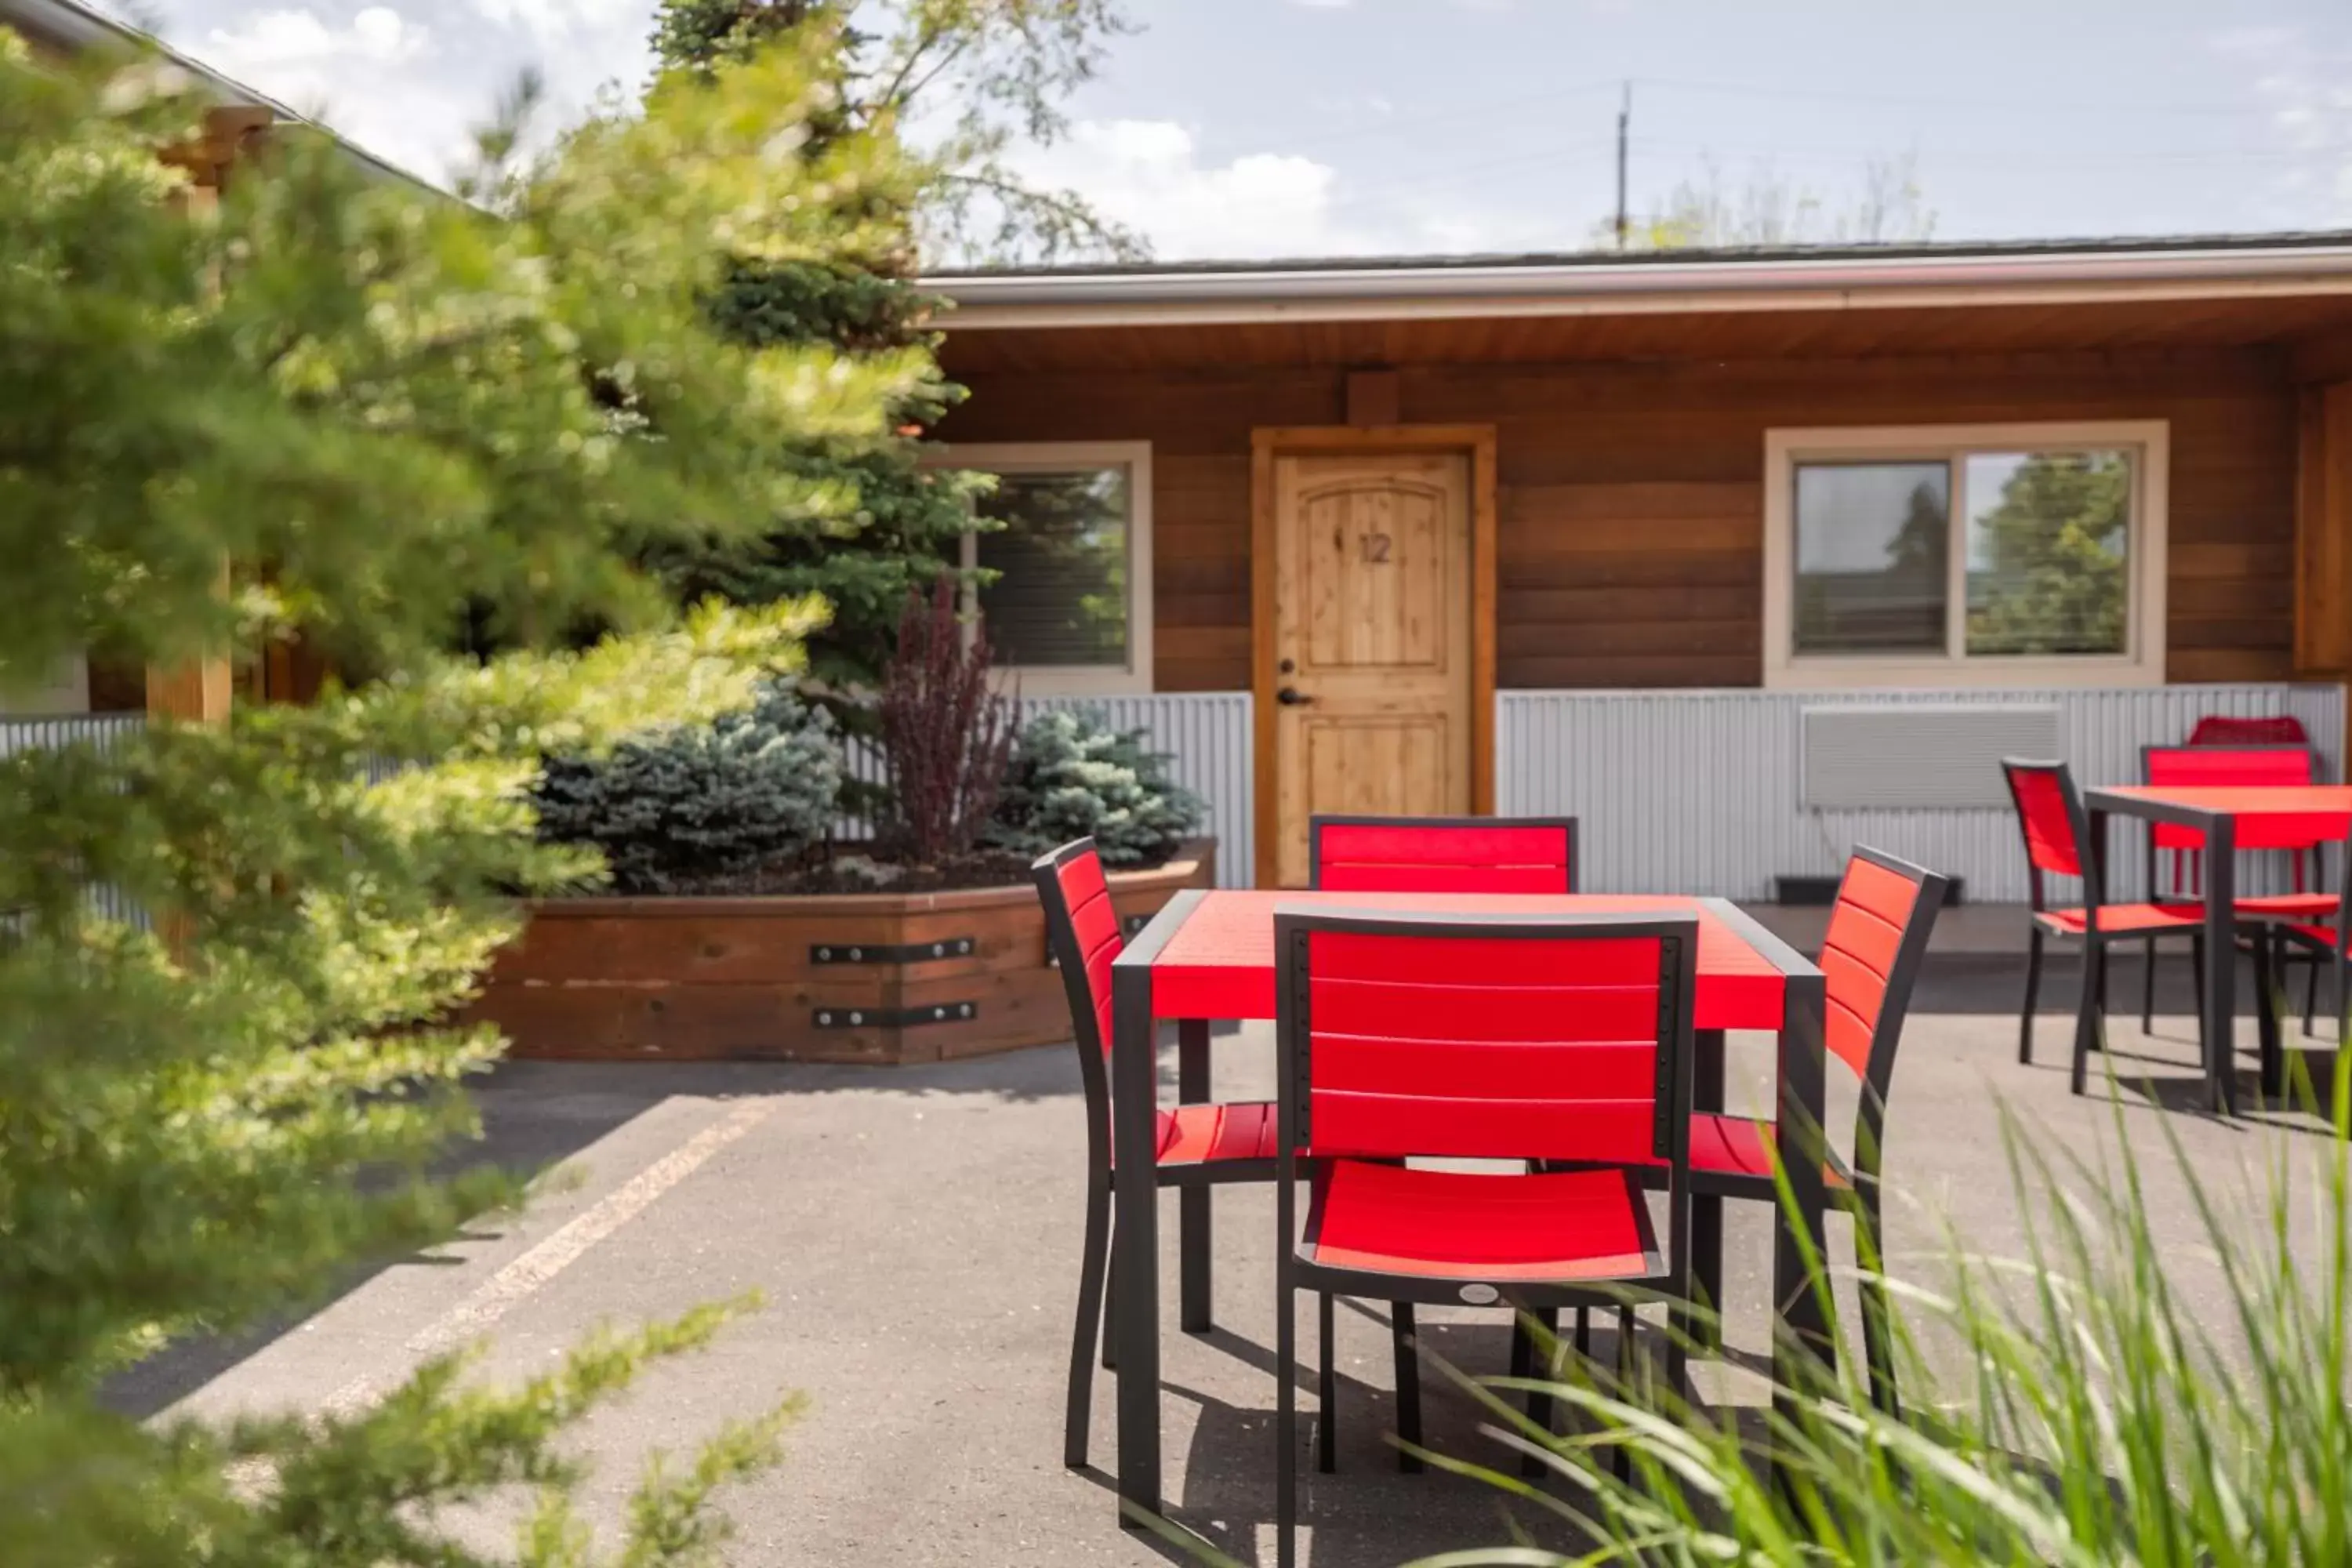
1801, 703, 2060, 809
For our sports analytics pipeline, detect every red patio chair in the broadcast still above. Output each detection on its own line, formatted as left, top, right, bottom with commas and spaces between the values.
2002, 758, 2209, 1094
1306, 810, 1578, 1472
2139, 743, 2335, 1035
1033, 838, 1280, 1471
1686, 848, 1945, 1415
1310, 813, 1578, 893
1271, 909, 1697, 1566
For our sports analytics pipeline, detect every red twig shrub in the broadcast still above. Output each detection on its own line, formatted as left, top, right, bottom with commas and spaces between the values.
878, 577, 1015, 864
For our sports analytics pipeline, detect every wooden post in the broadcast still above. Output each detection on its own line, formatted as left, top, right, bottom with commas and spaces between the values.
146, 564, 234, 955
2294, 382, 2352, 746
143, 655, 234, 726
146, 554, 236, 727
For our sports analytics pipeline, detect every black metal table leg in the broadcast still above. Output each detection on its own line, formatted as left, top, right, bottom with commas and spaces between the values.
2204, 817, 2237, 1115
2255, 927, 2285, 1102
1690, 1029, 1726, 1352
1770, 975, 1831, 1491
1109, 963, 1162, 1522
1178, 1018, 1213, 1333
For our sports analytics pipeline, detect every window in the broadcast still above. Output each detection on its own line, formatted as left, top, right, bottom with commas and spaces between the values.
1763, 423, 2167, 688
935, 442, 1152, 695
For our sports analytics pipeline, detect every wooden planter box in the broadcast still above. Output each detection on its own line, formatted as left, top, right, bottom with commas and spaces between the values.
466, 839, 1216, 1065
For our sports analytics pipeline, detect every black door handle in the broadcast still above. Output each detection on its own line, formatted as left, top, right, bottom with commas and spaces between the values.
1277, 687, 1314, 706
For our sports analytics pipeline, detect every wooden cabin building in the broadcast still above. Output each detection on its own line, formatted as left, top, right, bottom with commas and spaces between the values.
926, 240, 2352, 894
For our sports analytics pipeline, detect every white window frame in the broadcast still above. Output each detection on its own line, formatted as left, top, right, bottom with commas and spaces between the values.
1761, 420, 2169, 691
927, 440, 1154, 696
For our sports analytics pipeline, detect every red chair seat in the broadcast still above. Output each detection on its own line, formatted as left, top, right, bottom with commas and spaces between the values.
1301, 1160, 1659, 1283
2282, 921, 2346, 953
2236, 893, 2341, 920
1692, 1112, 1772, 1178
1689, 1113, 1854, 1190
1147, 1101, 1278, 1167
2034, 902, 2206, 936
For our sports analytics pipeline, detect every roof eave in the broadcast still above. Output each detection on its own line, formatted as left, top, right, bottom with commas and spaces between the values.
929, 244, 2352, 330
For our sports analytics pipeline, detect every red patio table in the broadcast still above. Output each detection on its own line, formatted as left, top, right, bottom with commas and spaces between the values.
2083, 783, 2352, 1114
1104, 888, 1828, 1524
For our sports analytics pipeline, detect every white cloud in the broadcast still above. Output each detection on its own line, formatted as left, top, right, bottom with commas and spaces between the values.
171, 0, 662, 187
1019, 117, 1566, 261
205, 5, 430, 67
466, 0, 647, 49
1021, 119, 1355, 259
2209, 25, 2352, 220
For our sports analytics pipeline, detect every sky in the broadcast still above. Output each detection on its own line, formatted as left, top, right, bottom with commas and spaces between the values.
128, 0, 2352, 263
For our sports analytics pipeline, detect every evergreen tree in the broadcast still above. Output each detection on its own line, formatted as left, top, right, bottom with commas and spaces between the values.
644, 1, 1137, 709
646, 1, 979, 704
0, 28, 898, 1562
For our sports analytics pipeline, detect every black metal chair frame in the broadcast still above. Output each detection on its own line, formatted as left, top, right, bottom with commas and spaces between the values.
1271, 909, 1697, 1568
2005, 757, 2208, 1096
2253, 841, 2352, 1076
1033, 838, 1279, 1472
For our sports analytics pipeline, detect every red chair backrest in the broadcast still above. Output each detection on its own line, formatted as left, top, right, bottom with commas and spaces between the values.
2145, 745, 2319, 851
1819, 848, 1947, 1177
1276, 912, 1695, 1167
2002, 760, 2085, 880
2187, 714, 2308, 746
1819, 850, 1944, 1080
1309, 815, 1578, 894
1033, 839, 1120, 1064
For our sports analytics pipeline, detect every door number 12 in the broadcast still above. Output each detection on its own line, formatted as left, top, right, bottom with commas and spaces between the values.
1357, 531, 1392, 564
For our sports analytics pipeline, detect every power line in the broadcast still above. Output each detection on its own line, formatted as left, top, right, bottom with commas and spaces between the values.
1328, 145, 1616, 209
1632, 133, 2350, 168
1202, 78, 1623, 161
1629, 74, 2263, 120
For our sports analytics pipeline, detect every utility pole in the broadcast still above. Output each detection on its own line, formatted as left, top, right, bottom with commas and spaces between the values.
1613, 80, 1631, 250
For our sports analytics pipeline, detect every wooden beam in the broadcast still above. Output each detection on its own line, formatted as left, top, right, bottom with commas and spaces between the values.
148, 561, 236, 727
2292, 328, 2352, 385
146, 646, 233, 956
160, 106, 274, 191
2294, 381, 2352, 681
1344, 368, 1400, 427
143, 656, 234, 726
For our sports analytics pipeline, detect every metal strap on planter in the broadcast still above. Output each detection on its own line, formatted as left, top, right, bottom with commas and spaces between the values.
811, 1001, 978, 1029
809, 937, 976, 965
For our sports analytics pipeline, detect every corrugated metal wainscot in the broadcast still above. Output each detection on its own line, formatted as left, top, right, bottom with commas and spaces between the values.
1497, 684, 2347, 901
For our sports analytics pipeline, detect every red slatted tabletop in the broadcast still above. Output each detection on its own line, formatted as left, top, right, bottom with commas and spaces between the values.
1146, 891, 1788, 1029
2090, 784, 2352, 849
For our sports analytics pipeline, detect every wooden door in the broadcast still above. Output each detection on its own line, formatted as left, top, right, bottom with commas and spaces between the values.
1272, 450, 1474, 886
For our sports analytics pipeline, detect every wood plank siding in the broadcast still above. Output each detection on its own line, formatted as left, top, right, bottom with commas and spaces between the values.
936, 345, 2299, 691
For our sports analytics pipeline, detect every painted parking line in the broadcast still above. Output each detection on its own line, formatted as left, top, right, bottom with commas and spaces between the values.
319, 1095, 780, 1415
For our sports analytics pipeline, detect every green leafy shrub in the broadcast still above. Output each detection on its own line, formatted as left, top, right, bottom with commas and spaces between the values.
989, 707, 1203, 867
536, 684, 842, 893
